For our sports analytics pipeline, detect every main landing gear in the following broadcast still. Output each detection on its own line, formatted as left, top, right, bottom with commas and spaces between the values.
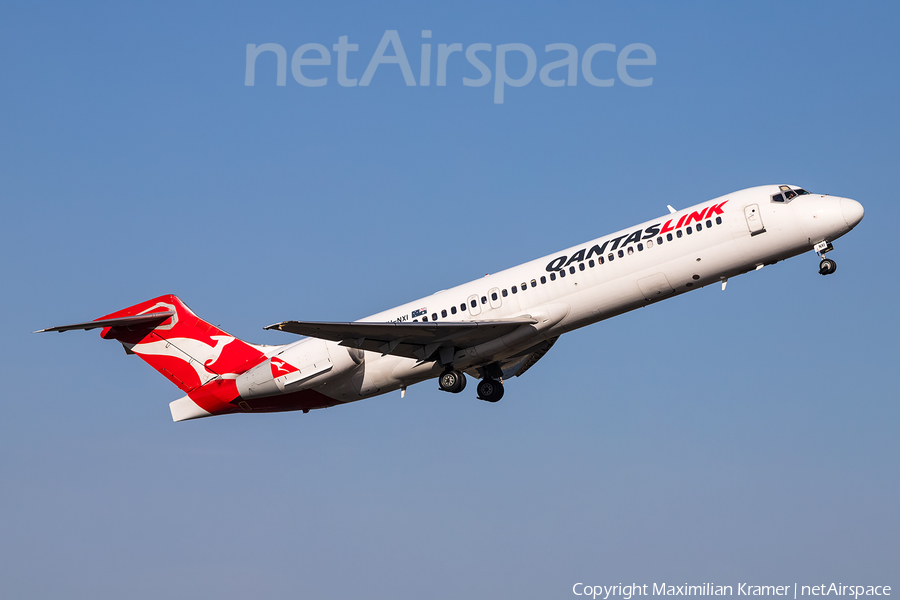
437, 368, 505, 402
815, 240, 837, 276
476, 378, 504, 403
438, 369, 467, 394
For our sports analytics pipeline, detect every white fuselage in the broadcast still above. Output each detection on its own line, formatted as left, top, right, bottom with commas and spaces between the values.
273, 185, 863, 403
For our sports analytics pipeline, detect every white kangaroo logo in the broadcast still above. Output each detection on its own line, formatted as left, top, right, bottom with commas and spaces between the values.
128, 335, 237, 386
271, 358, 292, 374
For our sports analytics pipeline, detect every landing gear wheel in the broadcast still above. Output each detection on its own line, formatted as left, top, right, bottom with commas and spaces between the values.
477, 378, 504, 403
818, 258, 837, 276
438, 370, 466, 394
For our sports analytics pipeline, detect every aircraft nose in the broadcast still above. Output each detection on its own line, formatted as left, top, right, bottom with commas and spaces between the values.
841, 198, 865, 229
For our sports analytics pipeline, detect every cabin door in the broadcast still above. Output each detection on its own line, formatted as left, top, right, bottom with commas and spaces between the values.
744, 204, 766, 235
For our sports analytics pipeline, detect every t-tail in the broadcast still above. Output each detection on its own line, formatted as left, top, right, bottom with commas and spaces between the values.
37, 294, 268, 421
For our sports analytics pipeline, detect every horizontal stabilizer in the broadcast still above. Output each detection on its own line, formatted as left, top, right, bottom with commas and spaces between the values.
35, 311, 175, 333
265, 318, 537, 361
170, 395, 212, 422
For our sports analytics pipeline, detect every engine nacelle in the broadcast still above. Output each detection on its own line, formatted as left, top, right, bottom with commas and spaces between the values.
236, 338, 363, 400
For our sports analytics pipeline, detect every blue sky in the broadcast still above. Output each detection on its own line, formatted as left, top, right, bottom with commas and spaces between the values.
1, 2, 897, 599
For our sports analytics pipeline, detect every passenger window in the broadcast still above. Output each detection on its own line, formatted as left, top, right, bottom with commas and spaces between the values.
540, 276, 546, 284
423, 316, 428, 322
686, 226, 693, 235
579, 263, 585, 271
716, 216, 722, 225
637, 243, 644, 251
667, 233, 673, 241
431, 313, 437, 321
502, 289, 508, 297
676, 230, 683, 238
568, 266, 575, 274
706, 219, 712, 228
460, 303, 466, 311
521, 283, 527, 291
696, 223, 702, 231
481, 296, 487, 304
608, 253, 614, 262
491, 292, 498, 301
560, 269, 566, 277
530, 279, 537, 287
470, 299, 477, 308
441, 309, 447, 318
657, 236, 663, 244
451, 306, 457, 315
618, 249, 624, 258
598, 256, 604, 264
588, 260, 595, 268
512, 286, 518, 293
550, 272, 556, 281
647, 240, 653, 248
626, 247, 633, 255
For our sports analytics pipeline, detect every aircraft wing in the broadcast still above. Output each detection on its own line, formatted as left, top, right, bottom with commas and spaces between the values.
264, 318, 538, 362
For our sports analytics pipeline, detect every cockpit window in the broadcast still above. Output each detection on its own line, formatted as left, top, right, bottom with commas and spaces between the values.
773, 185, 809, 203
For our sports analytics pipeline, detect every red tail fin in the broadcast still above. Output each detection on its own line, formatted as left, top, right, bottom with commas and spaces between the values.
99, 295, 266, 393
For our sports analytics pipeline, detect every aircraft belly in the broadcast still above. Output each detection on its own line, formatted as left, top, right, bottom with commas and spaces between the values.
324, 354, 434, 400
637, 273, 675, 302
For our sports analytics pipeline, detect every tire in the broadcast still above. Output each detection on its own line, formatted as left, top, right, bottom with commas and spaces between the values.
819, 258, 837, 276
439, 370, 466, 393
477, 378, 504, 402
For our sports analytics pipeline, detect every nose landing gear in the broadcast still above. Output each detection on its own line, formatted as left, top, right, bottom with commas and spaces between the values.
814, 240, 837, 276
818, 258, 837, 275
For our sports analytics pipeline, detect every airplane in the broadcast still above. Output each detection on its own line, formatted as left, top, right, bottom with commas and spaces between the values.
38, 185, 864, 422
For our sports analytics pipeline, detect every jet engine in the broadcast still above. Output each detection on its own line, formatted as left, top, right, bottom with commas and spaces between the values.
236, 338, 364, 400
